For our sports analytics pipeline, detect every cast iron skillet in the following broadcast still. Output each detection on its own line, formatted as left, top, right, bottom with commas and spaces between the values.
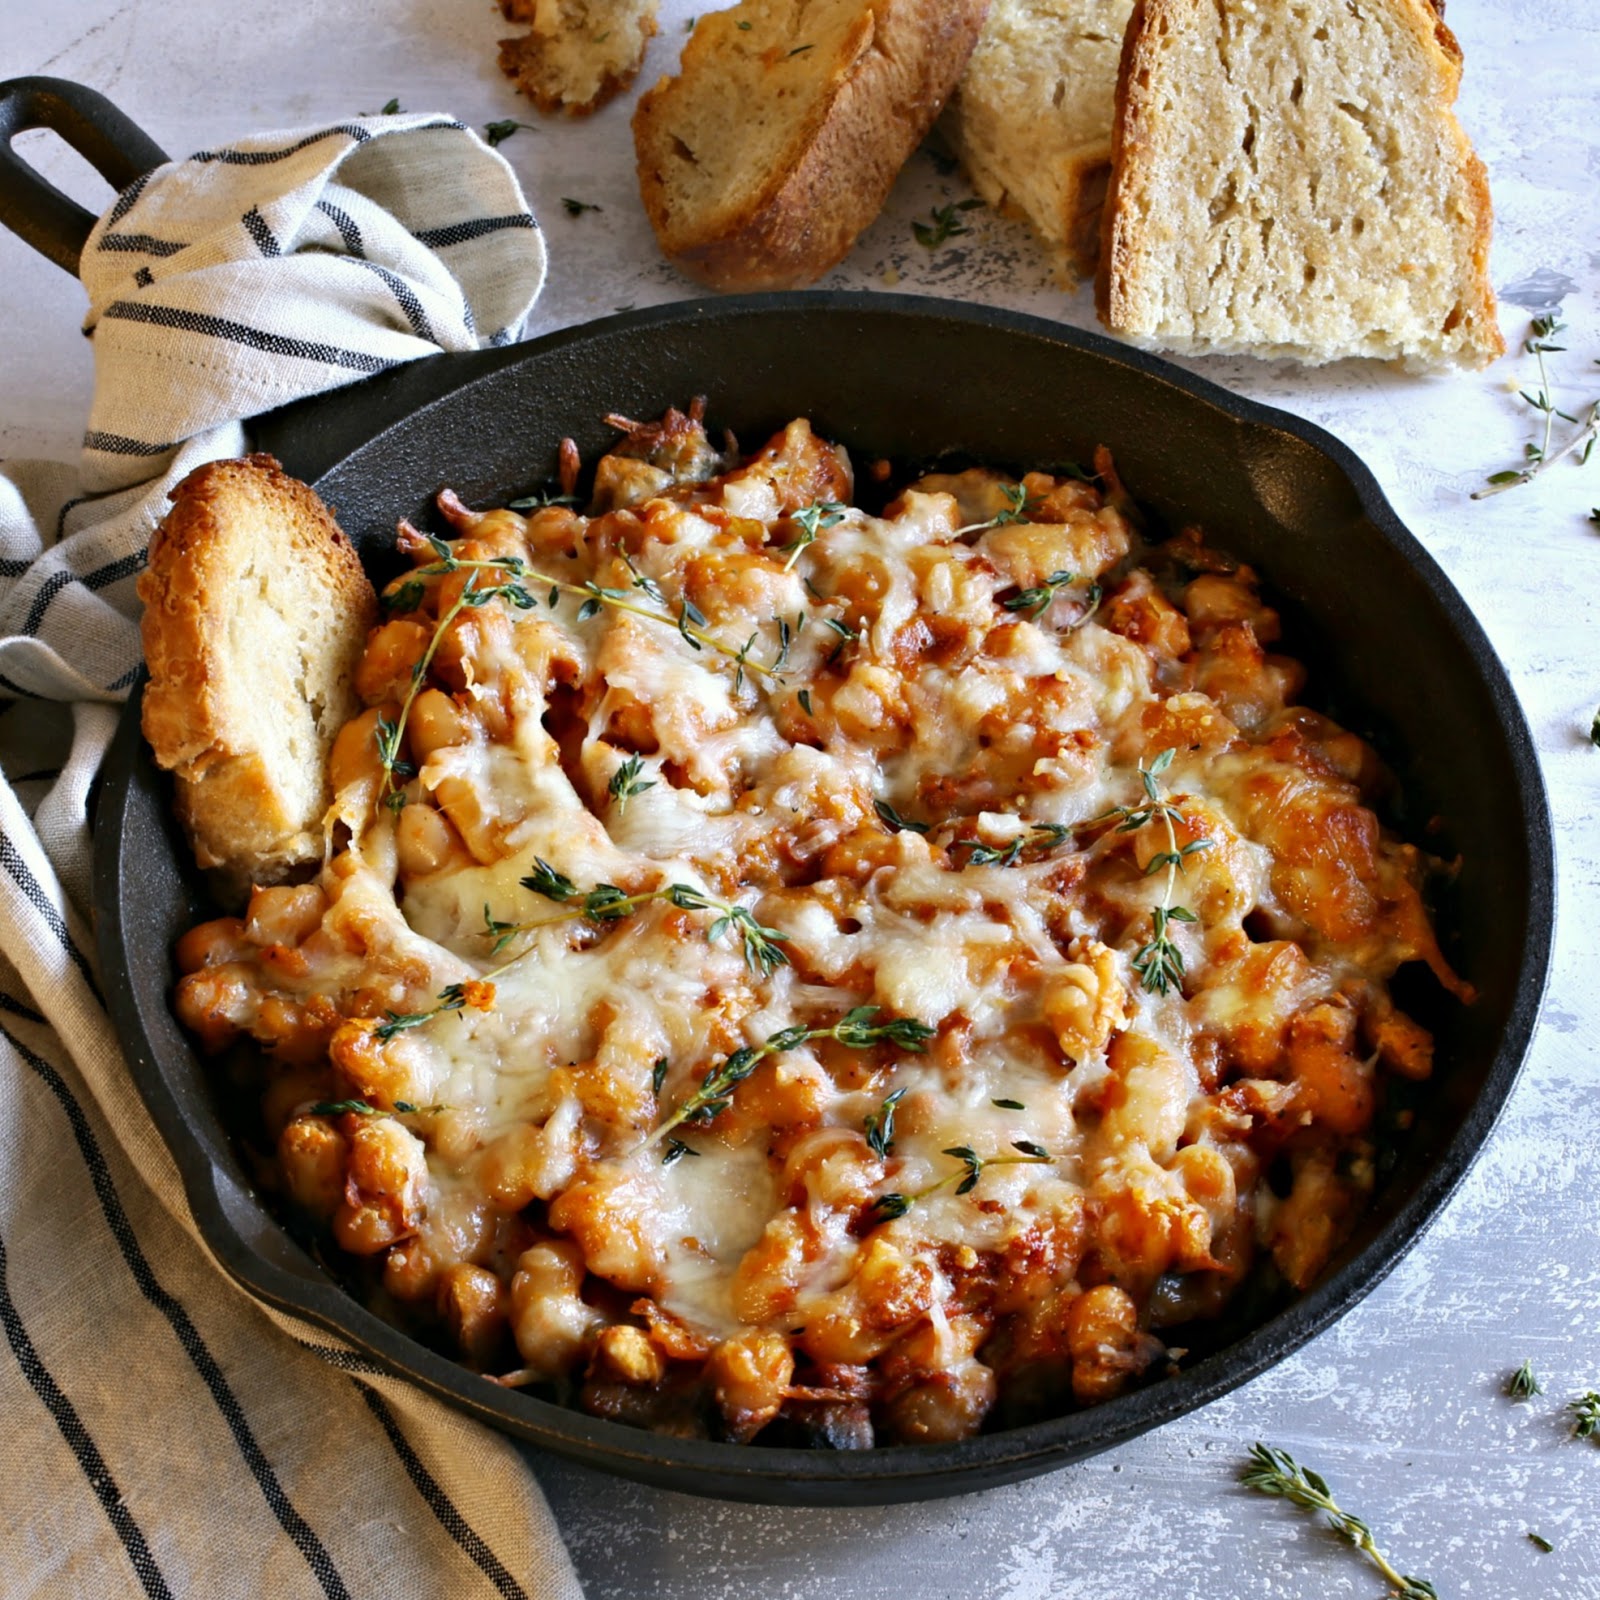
2, 76, 1554, 1505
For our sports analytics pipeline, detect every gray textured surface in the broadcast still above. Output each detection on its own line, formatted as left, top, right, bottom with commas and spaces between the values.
3, 2, 1597, 1594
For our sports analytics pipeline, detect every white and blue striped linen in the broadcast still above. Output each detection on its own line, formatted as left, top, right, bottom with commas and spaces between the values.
0, 111, 582, 1600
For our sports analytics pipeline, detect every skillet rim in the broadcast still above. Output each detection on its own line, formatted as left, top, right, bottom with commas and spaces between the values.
91, 291, 1556, 1503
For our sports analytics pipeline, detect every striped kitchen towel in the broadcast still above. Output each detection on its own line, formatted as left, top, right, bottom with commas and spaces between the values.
0, 112, 582, 1599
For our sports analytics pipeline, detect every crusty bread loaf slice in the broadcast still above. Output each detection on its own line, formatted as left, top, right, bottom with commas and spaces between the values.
1098, 0, 1503, 368
633, 0, 991, 291
944, 0, 1134, 285
138, 455, 377, 900
498, 0, 660, 116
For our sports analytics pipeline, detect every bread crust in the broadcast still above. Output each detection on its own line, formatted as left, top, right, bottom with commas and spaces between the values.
634, 0, 991, 291
498, 0, 660, 117
1097, 0, 1502, 368
138, 455, 377, 899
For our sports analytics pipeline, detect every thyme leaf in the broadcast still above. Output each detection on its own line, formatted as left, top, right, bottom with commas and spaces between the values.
372, 978, 497, 1040
951, 822, 1070, 868
308, 1098, 442, 1117
1242, 1445, 1437, 1600
645, 1007, 932, 1149
608, 754, 656, 815
864, 1087, 907, 1158
502, 868, 791, 976
561, 197, 602, 217
1570, 1391, 1600, 1440
954, 481, 1034, 537
1472, 319, 1600, 500
874, 799, 929, 835
1506, 1359, 1542, 1400
869, 1139, 1052, 1223
781, 499, 846, 570
1003, 570, 1102, 626
484, 118, 534, 146
1093, 748, 1209, 996
912, 197, 982, 249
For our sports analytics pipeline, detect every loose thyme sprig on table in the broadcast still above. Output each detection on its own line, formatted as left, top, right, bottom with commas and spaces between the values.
496, 858, 791, 977
1091, 748, 1213, 995
1242, 1444, 1438, 1600
645, 1007, 935, 1153
911, 197, 982, 250
870, 1140, 1053, 1223
1506, 1358, 1542, 1399
1472, 316, 1600, 500
1570, 1390, 1600, 1440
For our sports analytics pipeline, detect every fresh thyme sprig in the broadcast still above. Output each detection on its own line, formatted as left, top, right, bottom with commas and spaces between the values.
1242, 1445, 1437, 1600
376, 569, 536, 809
871, 1140, 1053, 1223
1092, 748, 1212, 995
912, 197, 982, 249
1506, 1359, 1543, 1400
393, 542, 784, 682
1472, 318, 1599, 500
372, 976, 501, 1040
483, 118, 534, 147
608, 754, 656, 815
863, 1087, 907, 1158
781, 499, 846, 571
1570, 1391, 1600, 1440
1003, 570, 1102, 625
954, 481, 1033, 537
951, 822, 1070, 868
306, 1098, 442, 1117
646, 1006, 934, 1152
874, 799, 929, 835
501, 859, 791, 977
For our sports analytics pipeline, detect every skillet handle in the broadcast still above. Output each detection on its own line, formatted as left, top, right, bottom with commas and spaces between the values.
0, 76, 169, 275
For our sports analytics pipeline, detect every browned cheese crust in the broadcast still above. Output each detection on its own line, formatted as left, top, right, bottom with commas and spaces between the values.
633, 0, 992, 291
138, 454, 378, 900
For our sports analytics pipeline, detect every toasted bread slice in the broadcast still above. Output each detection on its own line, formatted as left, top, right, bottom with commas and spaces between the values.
138, 455, 376, 900
633, 0, 991, 291
944, 0, 1134, 285
498, 0, 660, 116
1098, 0, 1503, 368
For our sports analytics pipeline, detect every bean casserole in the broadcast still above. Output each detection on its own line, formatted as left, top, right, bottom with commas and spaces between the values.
171, 404, 1468, 1447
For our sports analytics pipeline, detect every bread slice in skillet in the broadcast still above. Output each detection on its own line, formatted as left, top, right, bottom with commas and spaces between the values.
1097, 0, 1503, 368
137, 454, 376, 902
633, 0, 992, 290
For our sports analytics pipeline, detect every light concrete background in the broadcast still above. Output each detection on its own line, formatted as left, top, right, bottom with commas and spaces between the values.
3, 2, 1596, 1594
